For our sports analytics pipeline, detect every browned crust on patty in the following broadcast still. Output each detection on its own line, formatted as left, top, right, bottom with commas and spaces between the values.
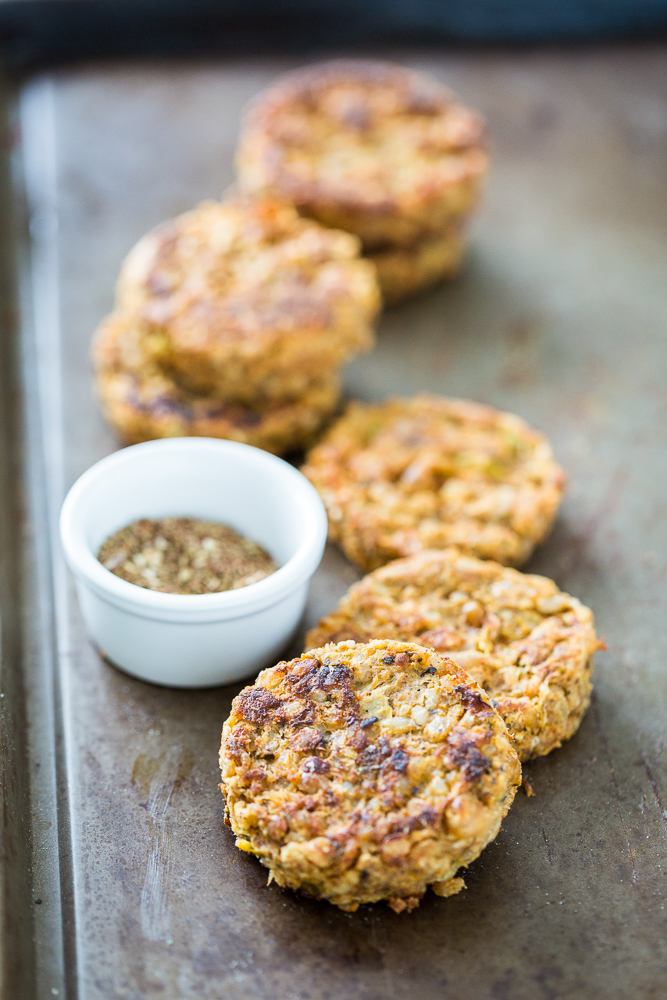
301, 395, 566, 571
369, 226, 467, 304
305, 550, 601, 760
112, 195, 379, 405
93, 311, 341, 453
219, 638, 521, 912
236, 60, 488, 250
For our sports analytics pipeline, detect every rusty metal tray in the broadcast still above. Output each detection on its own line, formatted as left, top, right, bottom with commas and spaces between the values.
4, 47, 667, 999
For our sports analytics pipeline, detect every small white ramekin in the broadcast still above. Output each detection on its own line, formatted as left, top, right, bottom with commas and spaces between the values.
59, 438, 327, 688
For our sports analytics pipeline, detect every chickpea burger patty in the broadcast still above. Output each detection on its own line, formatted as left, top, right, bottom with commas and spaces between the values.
306, 550, 602, 761
93, 311, 340, 453
236, 60, 487, 251
302, 395, 566, 571
219, 639, 521, 912
111, 195, 379, 406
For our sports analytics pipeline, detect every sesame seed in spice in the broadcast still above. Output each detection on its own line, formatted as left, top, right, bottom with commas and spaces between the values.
97, 517, 278, 595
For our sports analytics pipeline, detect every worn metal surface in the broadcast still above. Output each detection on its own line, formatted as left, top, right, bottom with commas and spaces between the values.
11, 47, 667, 999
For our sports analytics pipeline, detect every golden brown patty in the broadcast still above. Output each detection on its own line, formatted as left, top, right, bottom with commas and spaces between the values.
368, 226, 466, 304
306, 550, 601, 761
236, 60, 488, 250
220, 639, 520, 912
93, 312, 340, 453
113, 195, 379, 404
302, 395, 566, 571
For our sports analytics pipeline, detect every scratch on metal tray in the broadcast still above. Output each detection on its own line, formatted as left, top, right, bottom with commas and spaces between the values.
541, 827, 554, 865
140, 745, 183, 941
641, 753, 667, 839
369, 912, 396, 999
592, 694, 639, 885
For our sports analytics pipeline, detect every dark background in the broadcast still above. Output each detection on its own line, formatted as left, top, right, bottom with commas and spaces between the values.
1, 0, 667, 70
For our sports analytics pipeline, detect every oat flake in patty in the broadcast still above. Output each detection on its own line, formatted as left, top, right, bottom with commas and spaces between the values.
98, 517, 277, 595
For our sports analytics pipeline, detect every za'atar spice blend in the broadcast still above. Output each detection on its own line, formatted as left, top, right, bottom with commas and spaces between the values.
98, 517, 277, 595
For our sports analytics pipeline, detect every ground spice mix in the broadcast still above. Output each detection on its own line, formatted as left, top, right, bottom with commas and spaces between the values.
98, 517, 278, 594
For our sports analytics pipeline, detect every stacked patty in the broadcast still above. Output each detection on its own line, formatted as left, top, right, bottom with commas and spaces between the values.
220, 639, 521, 912
302, 395, 566, 571
93, 195, 380, 452
306, 550, 602, 761
236, 60, 488, 303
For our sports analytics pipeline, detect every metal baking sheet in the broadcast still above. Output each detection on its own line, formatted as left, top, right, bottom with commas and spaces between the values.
8, 47, 667, 999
